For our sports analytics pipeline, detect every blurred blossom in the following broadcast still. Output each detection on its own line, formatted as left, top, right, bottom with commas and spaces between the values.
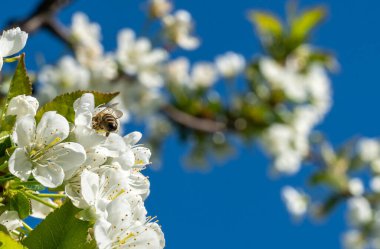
281, 186, 308, 218
348, 178, 364, 196
215, 52, 246, 78
148, 0, 172, 18
370, 176, 380, 193
357, 138, 380, 162
71, 12, 103, 65
165, 57, 190, 85
342, 230, 365, 249
347, 197, 372, 226
38, 56, 90, 102
116, 28, 168, 88
162, 10, 199, 50
190, 62, 217, 88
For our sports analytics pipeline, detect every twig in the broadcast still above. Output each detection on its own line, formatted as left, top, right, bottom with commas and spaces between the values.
161, 105, 226, 133
8, 0, 74, 45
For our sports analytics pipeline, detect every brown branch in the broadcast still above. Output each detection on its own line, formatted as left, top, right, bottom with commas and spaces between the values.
8, 0, 74, 45
161, 105, 227, 133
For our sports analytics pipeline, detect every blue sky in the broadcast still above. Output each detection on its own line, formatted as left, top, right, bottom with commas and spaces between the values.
2, 0, 380, 248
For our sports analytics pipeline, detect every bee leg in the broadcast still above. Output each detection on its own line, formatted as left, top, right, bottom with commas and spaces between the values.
106, 132, 110, 137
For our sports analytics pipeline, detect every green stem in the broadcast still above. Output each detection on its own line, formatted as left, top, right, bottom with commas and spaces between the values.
21, 221, 32, 232
36, 193, 66, 198
23, 191, 58, 209
0, 175, 16, 183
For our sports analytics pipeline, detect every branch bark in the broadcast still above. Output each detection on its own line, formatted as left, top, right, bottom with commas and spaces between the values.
161, 105, 227, 133
8, 0, 74, 45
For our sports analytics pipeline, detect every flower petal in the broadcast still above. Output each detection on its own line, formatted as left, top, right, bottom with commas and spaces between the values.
0, 27, 28, 57
44, 142, 86, 179
32, 162, 65, 188
9, 148, 32, 181
124, 131, 142, 145
30, 198, 54, 219
36, 111, 69, 146
74, 93, 95, 127
0, 211, 22, 232
80, 170, 100, 206
7, 95, 39, 118
13, 115, 36, 148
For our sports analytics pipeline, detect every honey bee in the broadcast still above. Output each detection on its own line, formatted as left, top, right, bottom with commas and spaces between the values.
92, 103, 123, 136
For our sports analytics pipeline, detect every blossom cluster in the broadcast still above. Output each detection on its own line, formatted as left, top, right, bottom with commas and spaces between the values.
37, 5, 246, 122
260, 46, 332, 175
5, 92, 165, 248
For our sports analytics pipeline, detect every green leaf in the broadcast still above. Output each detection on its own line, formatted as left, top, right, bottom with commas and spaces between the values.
290, 6, 326, 41
10, 192, 30, 219
0, 231, 26, 248
249, 11, 283, 37
5, 54, 32, 102
23, 201, 95, 249
35, 91, 119, 123
1, 54, 32, 131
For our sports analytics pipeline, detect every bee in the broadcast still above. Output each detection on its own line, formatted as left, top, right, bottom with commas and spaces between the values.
92, 103, 123, 136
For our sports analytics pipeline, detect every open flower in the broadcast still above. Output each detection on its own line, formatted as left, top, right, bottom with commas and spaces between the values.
94, 196, 165, 249
162, 10, 199, 50
0, 27, 28, 70
9, 111, 86, 188
0, 211, 22, 232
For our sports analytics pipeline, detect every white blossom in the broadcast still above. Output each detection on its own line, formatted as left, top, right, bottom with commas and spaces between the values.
148, 0, 172, 18
347, 197, 372, 225
162, 10, 199, 50
6, 95, 39, 119
0, 27, 28, 70
0, 211, 22, 232
38, 56, 90, 95
9, 112, 86, 187
190, 62, 217, 88
30, 198, 54, 219
281, 186, 308, 217
371, 176, 380, 193
94, 196, 165, 249
342, 230, 364, 249
116, 29, 168, 88
357, 138, 380, 162
348, 178, 365, 196
165, 57, 190, 85
215, 52, 245, 78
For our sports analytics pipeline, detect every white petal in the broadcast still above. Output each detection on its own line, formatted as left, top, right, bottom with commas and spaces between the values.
30, 198, 54, 219
36, 111, 69, 146
7, 95, 39, 118
74, 126, 106, 149
0, 211, 22, 231
112, 149, 135, 170
0, 27, 28, 57
74, 93, 95, 127
9, 148, 32, 181
94, 219, 112, 249
102, 133, 127, 156
32, 162, 65, 188
80, 170, 100, 206
13, 114, 36, 148
129, 171, 150, 200
124, 131, 142, 145
43, 142, 86, 179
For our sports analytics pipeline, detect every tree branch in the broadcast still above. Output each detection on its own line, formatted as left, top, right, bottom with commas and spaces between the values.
161, 105, 227, 133
8, 0, 74, 44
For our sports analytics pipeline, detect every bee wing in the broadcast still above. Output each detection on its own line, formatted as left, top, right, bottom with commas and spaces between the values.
113, 110, 124, 118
